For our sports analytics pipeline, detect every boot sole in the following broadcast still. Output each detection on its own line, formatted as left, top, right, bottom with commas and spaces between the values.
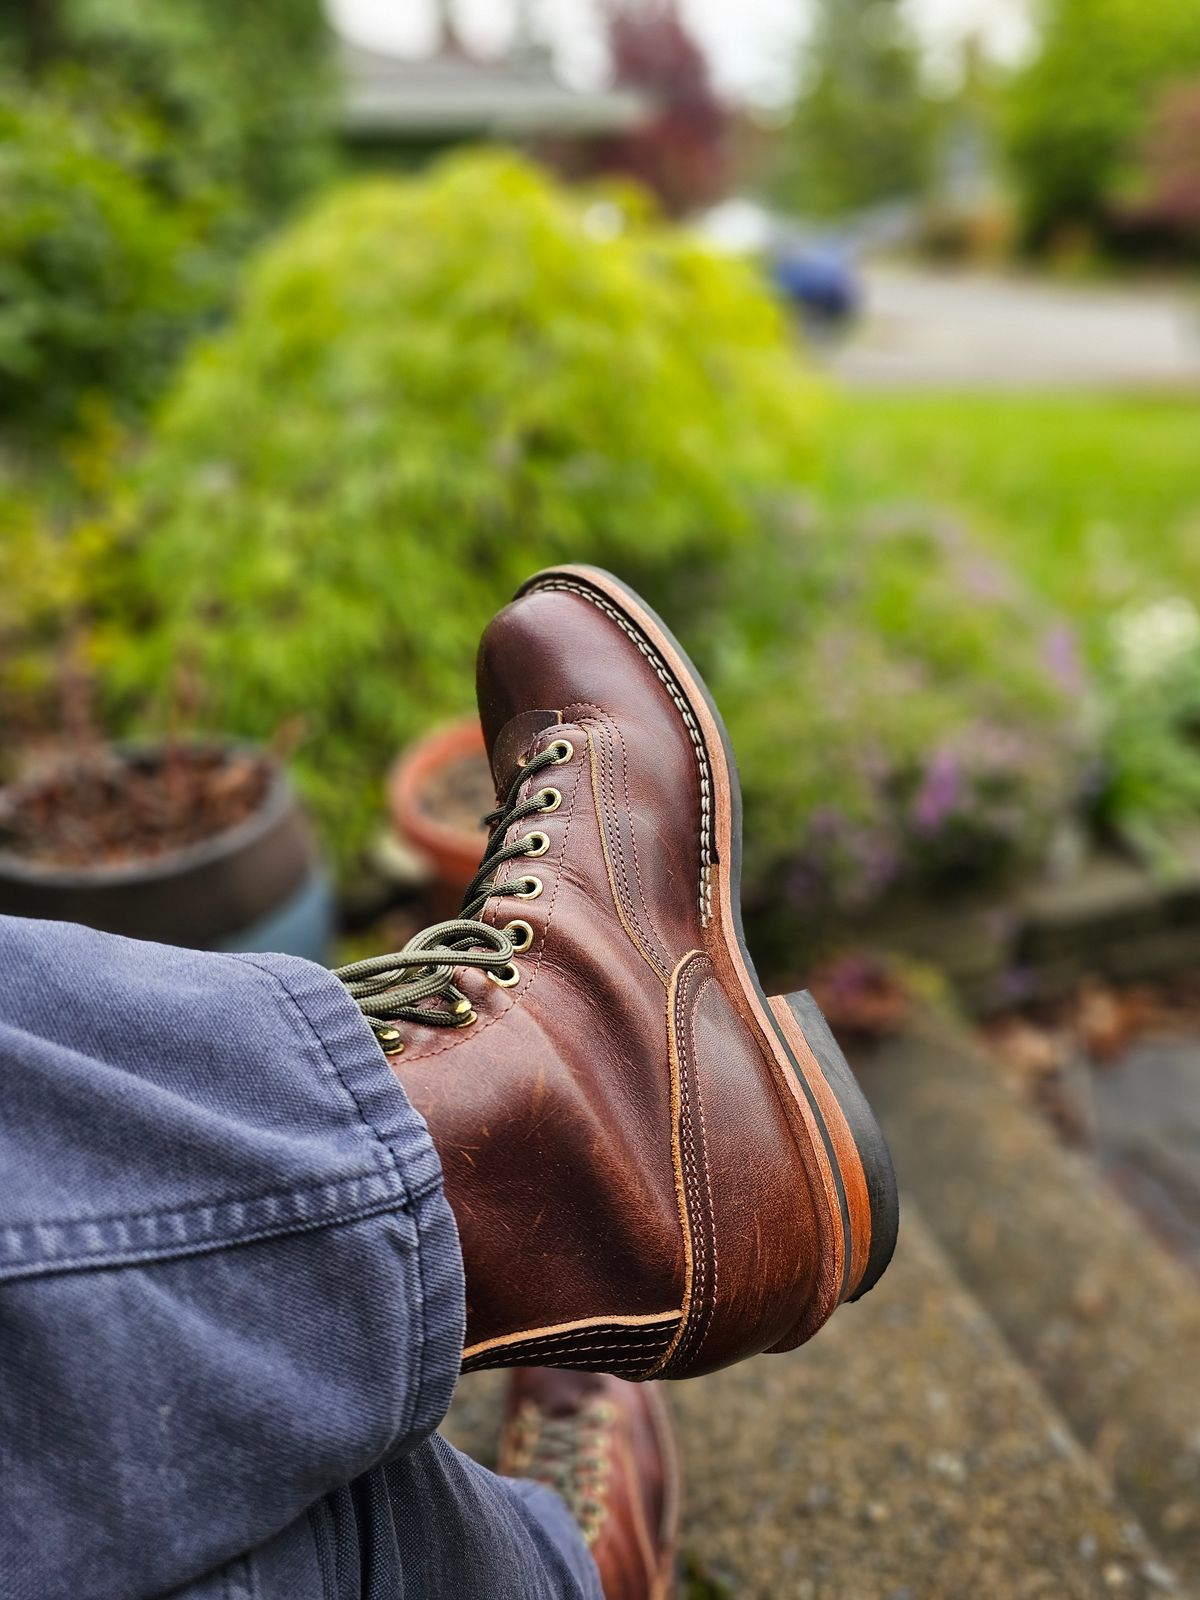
521, 565, 899, 1312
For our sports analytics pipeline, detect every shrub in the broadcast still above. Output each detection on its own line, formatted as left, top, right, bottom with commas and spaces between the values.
0, 93, 216, 435
710, 506, 1086, 912
7, 0, 331, 222
88, 152, 1084, 905
1004, 0, 1200, 248
1097, 597, 1200, 865
91, 152, 824, 865
1116, 77, 1200, 255
0, 0, 331, 439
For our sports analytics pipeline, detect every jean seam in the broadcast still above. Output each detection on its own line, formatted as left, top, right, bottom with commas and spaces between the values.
404, 1188, 432, 1442
0, 1189, 432, 1284
308, 1496, 338, 1600
0, 1167, 426, 1239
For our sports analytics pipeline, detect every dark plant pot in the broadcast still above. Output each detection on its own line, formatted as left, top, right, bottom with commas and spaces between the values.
0, 744, 332, 962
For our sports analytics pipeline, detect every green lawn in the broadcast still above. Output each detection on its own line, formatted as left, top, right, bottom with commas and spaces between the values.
822, 392, 1200, 645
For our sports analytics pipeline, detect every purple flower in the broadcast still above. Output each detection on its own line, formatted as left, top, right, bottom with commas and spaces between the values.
912, 747, 961, 835
1043, 624, 1085, 695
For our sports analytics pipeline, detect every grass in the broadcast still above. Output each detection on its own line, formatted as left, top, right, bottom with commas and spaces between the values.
821, 391, 1200, 646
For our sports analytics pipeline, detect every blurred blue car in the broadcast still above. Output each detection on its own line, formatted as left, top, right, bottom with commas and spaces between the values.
770, 245, 861, 328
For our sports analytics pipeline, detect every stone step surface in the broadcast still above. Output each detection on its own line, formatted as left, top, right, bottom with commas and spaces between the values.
855, 1017, 1200, 1589
443, 1202, 1175, 1598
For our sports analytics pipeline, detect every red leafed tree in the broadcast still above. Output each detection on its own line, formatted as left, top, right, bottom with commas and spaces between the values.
590, 0, 731, 215
1126, 77, 1200, 251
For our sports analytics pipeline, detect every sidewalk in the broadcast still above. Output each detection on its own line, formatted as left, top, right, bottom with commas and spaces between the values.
832, 268, 1200, 390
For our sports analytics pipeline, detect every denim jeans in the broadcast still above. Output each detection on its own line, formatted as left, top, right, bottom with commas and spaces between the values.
0, 915, 602, 1600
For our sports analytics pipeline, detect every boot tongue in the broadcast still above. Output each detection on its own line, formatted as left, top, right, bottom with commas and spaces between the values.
488, 708, 562, 795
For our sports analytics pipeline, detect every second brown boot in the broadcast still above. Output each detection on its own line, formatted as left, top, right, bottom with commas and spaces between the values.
335, 565, 898, 1378
498, 1369, 679, 1600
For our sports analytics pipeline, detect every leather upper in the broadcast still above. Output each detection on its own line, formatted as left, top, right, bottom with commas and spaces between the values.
396, 573, 840, 1379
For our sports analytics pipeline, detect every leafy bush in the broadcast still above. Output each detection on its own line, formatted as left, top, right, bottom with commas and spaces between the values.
40, 0, 332, 222
0, 0, 330, 438
1097, 598, 1200, 865
92, 152, 824, 864
711, 507, 1085, 910
0, 93, 215, 435
821, 392, 1200, 860
1117, 77, 1200, 254
86, 152, 1084, 904
1005, 0, 1200, 248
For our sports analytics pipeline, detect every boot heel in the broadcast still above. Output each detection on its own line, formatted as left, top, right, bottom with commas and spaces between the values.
769, 990, 899, 1302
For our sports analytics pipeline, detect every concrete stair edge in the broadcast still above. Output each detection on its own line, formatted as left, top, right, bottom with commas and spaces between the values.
855, 1013, 1200, 1589
442, 1195, 1182, 1597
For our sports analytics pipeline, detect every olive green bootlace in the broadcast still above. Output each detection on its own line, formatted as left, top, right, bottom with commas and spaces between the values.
333, 739, 571, 1054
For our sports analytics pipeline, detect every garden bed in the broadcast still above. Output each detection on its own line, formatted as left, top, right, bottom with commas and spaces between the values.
790, 828, 1200, 1012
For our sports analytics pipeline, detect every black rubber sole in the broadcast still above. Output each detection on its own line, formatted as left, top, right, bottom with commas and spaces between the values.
523, 564, 900, 1302
784, 991, 899, 1300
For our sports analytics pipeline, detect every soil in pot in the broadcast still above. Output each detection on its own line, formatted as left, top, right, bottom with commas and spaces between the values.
0, 746, 271, 870
415, 749, 493, 843
0, 744, 329, 961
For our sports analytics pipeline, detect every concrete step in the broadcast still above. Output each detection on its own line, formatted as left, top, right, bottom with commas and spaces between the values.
442, 1202, 1176, 1597
855, 1016, 1200, 1590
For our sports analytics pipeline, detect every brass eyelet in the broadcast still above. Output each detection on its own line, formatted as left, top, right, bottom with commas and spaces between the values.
504, 918, 534, 953
514, 875, 544, 900
549, 739, 574, 765
379, 1028, 405, 1056
454, 998, 478, 1027
522, 830, 550, 857
537, 787, 562, 814
488, 961, 521, 988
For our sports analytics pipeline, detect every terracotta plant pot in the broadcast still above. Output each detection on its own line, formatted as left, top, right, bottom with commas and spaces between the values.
388, 720, 492, 899
0, 742, 331, 962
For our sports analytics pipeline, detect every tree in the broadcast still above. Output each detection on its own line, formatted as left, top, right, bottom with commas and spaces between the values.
772, 0, 934, 219
0, 0, 332, 439
1004, 0, 1200, 248
588, 0, 731, 215
1127, 78, 1200, 252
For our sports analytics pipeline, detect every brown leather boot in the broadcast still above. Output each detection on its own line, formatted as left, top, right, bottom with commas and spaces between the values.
498, 1369, 679, 1600
335, 565, 898, 1378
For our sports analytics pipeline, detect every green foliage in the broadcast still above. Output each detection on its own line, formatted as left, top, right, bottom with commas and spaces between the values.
772, 0, 935, 218
42, 0, 333, 222
71, 155, 1086, 905
92, 153, 824, 866
825, 391, 1200, 860
1097, 599, 1200, 864
712, 506, 1082, 906
0, 0, 331, 439
1004, 0, 1200, 247
0, 420, 122, 764
0, 92, 216, 434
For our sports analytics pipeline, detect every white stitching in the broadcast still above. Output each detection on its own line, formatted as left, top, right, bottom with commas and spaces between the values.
535, 579, 714, 926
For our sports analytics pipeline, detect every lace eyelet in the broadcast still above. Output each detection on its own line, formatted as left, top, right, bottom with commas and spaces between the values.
504, 919, 534, 953
537, 787, 562, 813
522, 830, 550, 857
549, 739, 574, 765
488, 961, 521, 988
379, 1029, 405, 1056
454, 999, 478, 1027
514, 875, 544, 900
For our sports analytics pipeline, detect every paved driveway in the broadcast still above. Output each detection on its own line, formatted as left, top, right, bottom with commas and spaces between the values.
832, 267, 1200, 390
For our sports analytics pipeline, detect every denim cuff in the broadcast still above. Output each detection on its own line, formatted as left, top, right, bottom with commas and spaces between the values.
235, 950, 467, 1443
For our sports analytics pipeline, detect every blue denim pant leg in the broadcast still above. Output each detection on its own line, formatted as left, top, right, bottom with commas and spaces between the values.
0, 915, 601, 1600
